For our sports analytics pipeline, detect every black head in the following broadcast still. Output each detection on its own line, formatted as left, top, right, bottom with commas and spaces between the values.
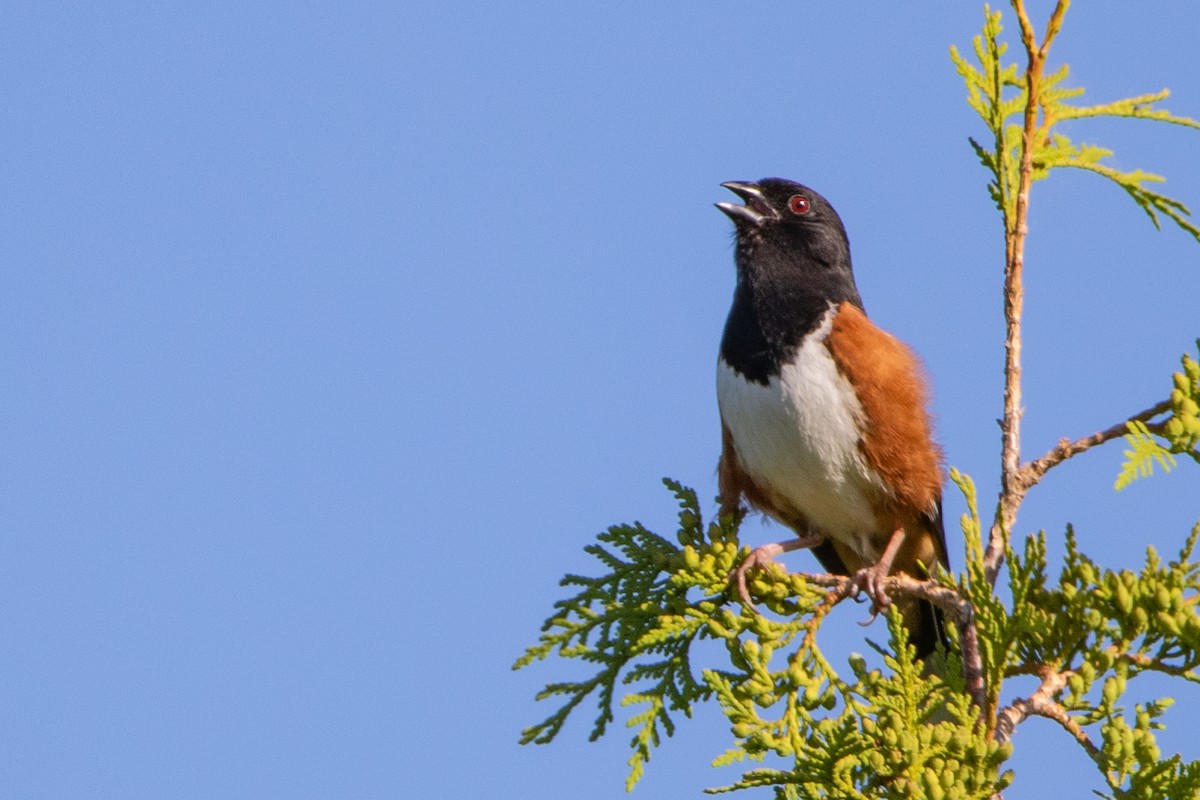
715, 178, 864, 382
715, 177, 862, 309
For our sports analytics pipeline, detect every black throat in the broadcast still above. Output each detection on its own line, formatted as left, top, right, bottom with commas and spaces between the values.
719, 237, 863, 385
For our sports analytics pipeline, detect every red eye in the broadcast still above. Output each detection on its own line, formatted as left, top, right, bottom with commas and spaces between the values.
788, 195, 811, 215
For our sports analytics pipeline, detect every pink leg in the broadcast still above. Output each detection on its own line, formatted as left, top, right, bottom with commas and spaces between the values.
733, 533, 826, 609
849, 527, 906, 619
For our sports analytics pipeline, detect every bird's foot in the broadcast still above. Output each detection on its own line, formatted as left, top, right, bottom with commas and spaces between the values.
848, 563, 893, 625
848, 526, 908, 626
732, 534, 825, 611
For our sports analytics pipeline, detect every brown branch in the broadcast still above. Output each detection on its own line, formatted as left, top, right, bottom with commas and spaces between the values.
958, 614, 987, 724
986, 0, 1073, 586
991, 664, 1104, 800
993, 665, 1112, 796
990, 0, 1042, 583
795, 571, 987, 714
802, 571, 969, 618
1032, 698, 1101, 763
994, 668, 1096, 752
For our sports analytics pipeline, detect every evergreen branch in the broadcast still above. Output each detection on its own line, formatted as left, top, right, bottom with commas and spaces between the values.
950, 7, 1022, 219
1054, 88, 1200, 130
1163, 343, 1200, 454
707, 610, 1009, 800
986, 0, 1055, 585
949, 470, 998, 725
1051, 158, 1200, 243
514, 480, 735, 788
522, 472, 1200, 796
994, 526, 1200, 795
956, 0, 1200, 580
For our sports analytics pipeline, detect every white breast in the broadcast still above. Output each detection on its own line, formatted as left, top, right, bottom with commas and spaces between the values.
717, 309, 884, 558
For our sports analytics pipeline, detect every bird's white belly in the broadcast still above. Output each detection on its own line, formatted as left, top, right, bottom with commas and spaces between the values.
717, 318, 884, 554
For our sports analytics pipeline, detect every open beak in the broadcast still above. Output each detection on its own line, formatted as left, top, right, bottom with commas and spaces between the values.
715, 181, 776, 227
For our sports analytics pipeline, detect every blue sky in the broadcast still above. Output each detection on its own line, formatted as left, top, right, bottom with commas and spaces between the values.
2, 2, 1198, 798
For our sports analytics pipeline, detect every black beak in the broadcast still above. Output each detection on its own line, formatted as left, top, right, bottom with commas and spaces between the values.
715, 181, 776, 227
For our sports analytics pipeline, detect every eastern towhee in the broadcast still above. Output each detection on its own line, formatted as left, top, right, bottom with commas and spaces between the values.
715, 178, 948, 658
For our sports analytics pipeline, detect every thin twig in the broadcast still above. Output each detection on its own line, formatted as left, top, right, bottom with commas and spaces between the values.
1030, 696, 1102, 763
1020, 400, 1172, 487
995, 666, 1109, 790
990, 664, 1092, 800
1115, 647, 1200, 680
984, 399, 1172, 585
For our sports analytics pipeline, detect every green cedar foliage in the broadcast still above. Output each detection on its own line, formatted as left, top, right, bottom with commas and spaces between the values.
516, 474, 1200, 797
516, 5, 1200, 798
949, 6, 1200, 242
948, 5, 1200, 492
516, 479, 1013, 799
1117, 344, 1200, 490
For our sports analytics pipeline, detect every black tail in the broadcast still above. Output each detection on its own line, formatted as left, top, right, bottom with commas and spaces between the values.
912, 498, 952, 660
911, 598, 950, 660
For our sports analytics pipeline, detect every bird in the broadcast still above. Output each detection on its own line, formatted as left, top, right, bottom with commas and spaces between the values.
714, 177, 949, 658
